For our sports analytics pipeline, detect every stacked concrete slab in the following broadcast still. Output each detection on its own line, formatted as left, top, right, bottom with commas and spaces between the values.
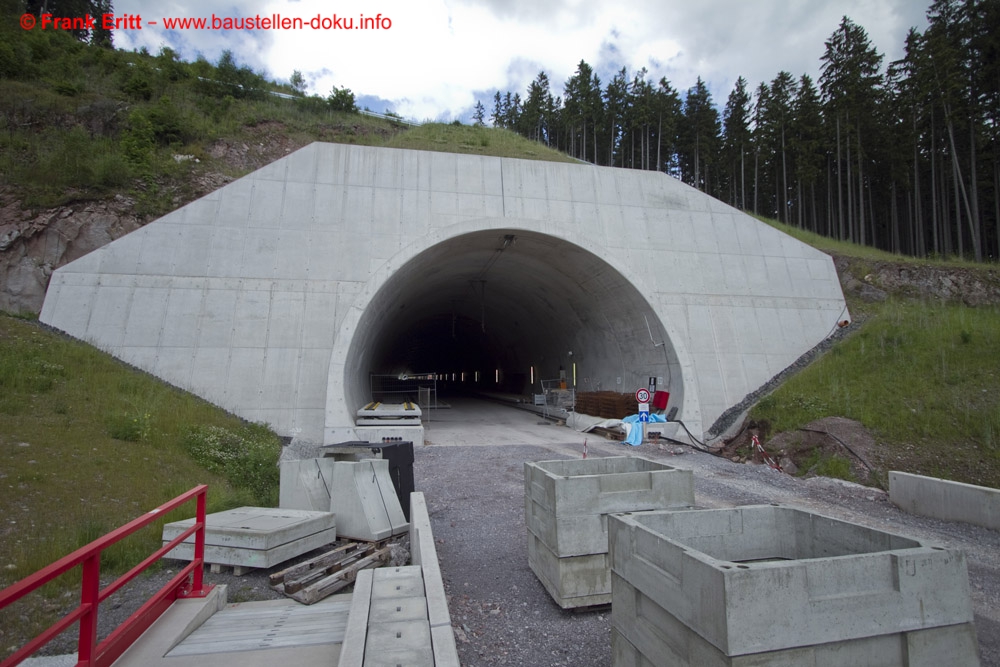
524, 456, 694, 608
162, 507, 336, 574
608, 505, 980, 666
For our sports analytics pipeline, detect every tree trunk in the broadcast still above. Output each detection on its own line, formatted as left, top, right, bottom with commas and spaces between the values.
781, 124, 788, 224
857, 126, 865, 247
753, 148, 759, 214
740, 144, 745, 210
836, 115, 844, 240
945, 117, 978, 259
931, 118, 939, 256
656, 115, 662, 172
846, 120, 854, 242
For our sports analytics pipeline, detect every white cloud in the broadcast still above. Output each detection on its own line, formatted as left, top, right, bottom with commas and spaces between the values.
113, 0, 930, 120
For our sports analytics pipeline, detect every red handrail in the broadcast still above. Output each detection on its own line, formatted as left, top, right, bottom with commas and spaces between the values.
0, 485, 214, 667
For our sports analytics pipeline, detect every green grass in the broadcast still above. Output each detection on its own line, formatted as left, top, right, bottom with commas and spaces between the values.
380, 123, 579, 163
757, 216, 989, 269
751, 299, 1000, 487
0, 314, 281, 656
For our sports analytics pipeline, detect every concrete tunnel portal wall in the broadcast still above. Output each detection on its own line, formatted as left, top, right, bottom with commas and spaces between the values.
331, 227, 682, 433
38, 142, 849, 445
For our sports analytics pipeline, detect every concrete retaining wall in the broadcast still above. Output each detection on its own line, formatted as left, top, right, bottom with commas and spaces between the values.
890, 470, 1000, 532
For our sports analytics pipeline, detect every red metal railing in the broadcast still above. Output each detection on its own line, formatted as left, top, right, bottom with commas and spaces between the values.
0, 485, 214, 667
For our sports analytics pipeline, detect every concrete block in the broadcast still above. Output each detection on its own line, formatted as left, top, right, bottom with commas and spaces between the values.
524, 456, 694, 609
368, 596, 428, 624
527, 531, 611, 608
279, 458, 337, 512
525, 456, 694, 552
430, 624, 461, 667
330, 459, 409, 541
338, 568, 373, 667
612, 576, 980, 667
353, 424, 425, 447
609, 505, 979, 665
890, 470, 1000, 531
163, 507, 335, 570
372, 565, 425, 599
409, 493, 452, 630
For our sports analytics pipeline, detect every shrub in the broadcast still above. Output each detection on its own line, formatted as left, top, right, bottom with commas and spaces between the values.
183, 423, 281, 506
106, 411, 151, 442
121, 110, 155, 166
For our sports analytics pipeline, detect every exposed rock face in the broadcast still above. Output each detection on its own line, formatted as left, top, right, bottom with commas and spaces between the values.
0, 192, 143, 314
0, 126, 305, 315
836, 256, 1000, 306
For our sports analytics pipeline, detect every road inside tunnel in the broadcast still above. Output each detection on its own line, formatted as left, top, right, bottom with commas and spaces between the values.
419, 396, 595, 448
340, 228, 685, 421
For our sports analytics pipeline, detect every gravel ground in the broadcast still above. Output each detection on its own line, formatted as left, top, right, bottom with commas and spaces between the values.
415, 436, 1000, 667
29, 428, 1000, 666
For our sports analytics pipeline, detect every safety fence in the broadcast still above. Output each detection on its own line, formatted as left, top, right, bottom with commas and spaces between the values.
0, 485, 212, 667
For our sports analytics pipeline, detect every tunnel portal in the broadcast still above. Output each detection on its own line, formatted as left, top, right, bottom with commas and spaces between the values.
347, 229, 677, 405
40, 142, 848, 445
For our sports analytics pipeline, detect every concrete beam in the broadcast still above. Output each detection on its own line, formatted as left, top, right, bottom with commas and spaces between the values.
890, 471, 1000, 532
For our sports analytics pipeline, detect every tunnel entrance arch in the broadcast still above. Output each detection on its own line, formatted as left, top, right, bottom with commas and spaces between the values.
325, 225, 696, 441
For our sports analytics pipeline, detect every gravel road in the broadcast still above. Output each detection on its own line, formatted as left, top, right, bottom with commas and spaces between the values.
27, 400, 1000, 666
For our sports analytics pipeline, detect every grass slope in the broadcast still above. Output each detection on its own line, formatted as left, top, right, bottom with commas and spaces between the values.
751, 218, 1000, 488
0, 314, 281, 656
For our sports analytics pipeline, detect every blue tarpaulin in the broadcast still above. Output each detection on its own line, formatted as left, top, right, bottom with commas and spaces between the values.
621, 413, 667, 446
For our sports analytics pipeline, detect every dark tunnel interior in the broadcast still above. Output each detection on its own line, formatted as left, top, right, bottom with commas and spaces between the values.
343, 229, 683, 408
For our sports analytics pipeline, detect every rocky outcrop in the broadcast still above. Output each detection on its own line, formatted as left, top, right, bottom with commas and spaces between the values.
836, 256, 1000, 306
0, 192, 142, 314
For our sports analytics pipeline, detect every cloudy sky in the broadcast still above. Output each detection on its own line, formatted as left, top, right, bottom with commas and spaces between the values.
113, 0, 930, 122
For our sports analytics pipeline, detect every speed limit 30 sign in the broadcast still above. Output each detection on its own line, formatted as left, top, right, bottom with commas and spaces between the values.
635, 388, 651, 404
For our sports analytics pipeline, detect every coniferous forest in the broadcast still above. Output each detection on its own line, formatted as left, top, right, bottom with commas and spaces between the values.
484, 1, 1000, 262
3, 0, 999, 262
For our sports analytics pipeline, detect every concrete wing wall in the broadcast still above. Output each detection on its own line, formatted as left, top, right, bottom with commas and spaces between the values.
40, 142, 847, 443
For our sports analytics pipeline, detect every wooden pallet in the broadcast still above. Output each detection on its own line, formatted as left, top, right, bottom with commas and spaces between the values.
269, 541, 392, 605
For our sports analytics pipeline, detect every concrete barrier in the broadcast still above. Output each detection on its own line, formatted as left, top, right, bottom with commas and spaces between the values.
608, 505, 980, 666
890, 470, 1000, 531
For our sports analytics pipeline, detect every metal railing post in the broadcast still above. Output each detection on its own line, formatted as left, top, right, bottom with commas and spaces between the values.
191, 489, 207, 595
77, 553, 100, 665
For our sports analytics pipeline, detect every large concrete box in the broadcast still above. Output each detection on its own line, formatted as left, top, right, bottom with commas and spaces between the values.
608, 505, 980, 666
524, 456, 694, 608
